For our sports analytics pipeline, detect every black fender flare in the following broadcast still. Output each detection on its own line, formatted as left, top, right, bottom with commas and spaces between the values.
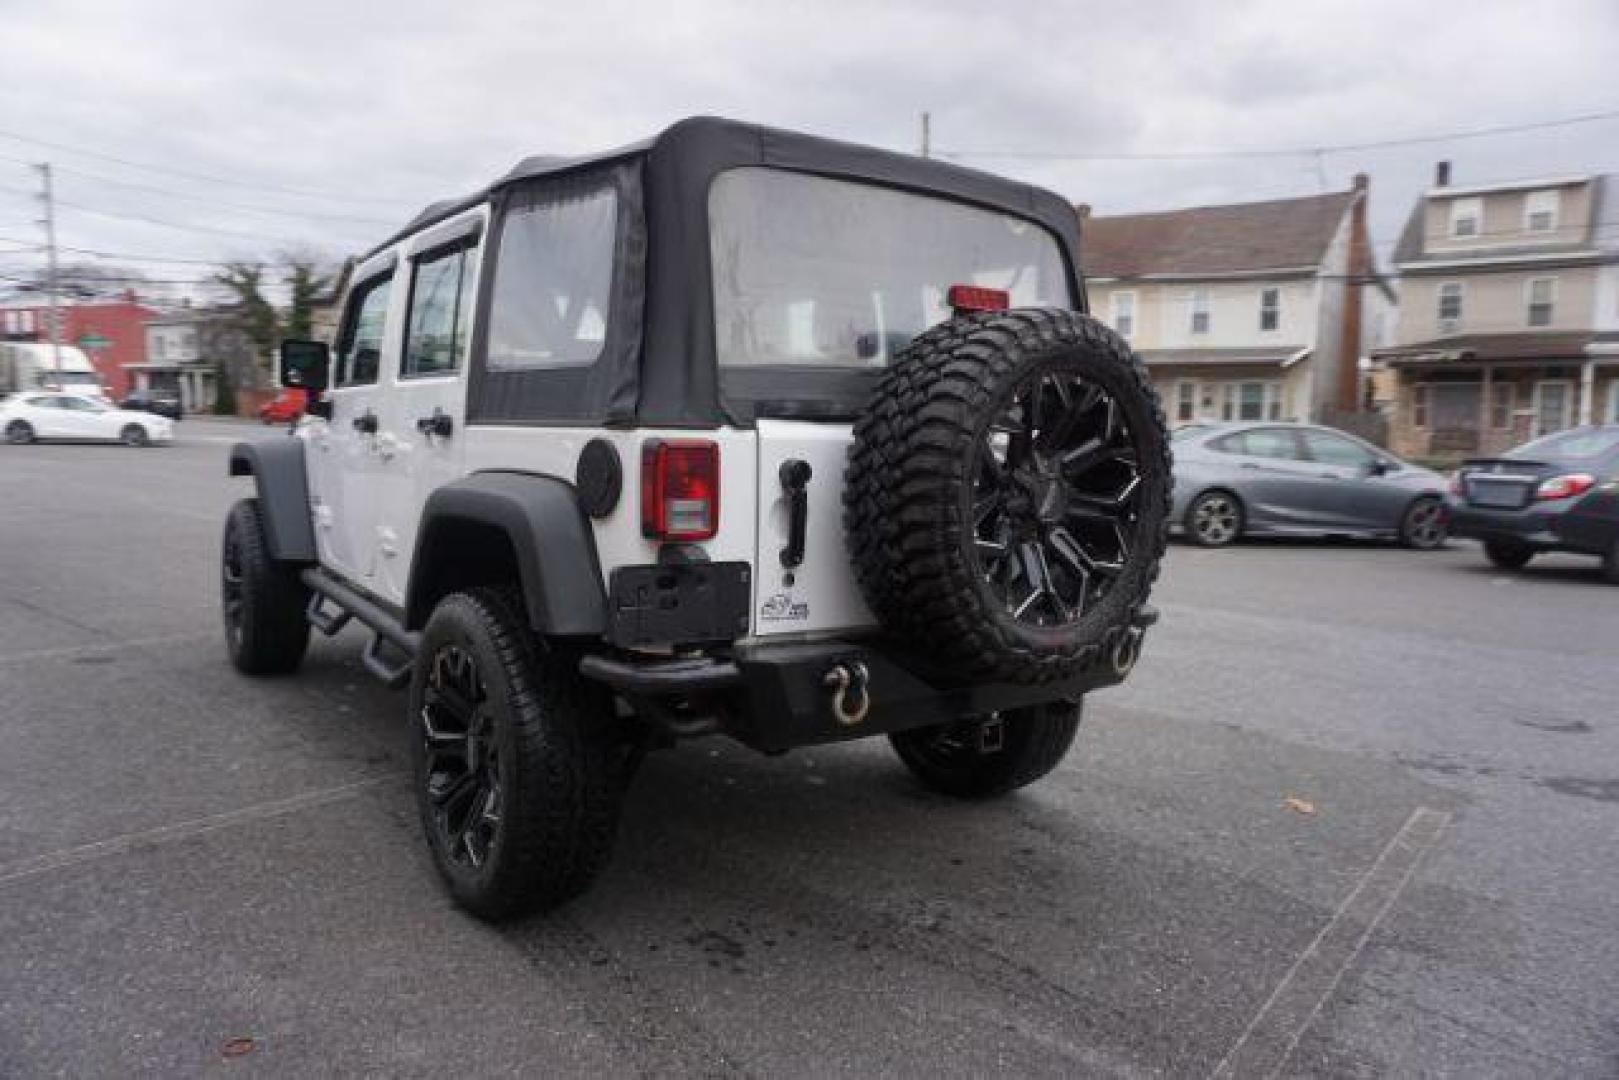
405, 471, 607, 637
228, 439, 316, 563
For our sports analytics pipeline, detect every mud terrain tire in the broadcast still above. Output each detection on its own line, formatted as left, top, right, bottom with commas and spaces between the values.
845, 308, 1169, 684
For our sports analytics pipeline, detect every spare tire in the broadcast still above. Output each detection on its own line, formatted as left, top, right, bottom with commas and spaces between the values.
844, 308, 1169, 684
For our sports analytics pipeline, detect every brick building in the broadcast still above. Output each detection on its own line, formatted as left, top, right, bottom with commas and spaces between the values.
0, 292, 159, 398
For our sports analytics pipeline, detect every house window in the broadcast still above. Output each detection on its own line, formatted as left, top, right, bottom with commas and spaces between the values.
152, 336, 165, 360
1175, 380, 1195, 423
1489, 381, 1514, 428
1259, 287, 1280, 332
1188, 290, 1210, 335
1524, 189, 1559, 233
1526, 277, 1555, 327
1437, 283, 1463, 333
1220, 381, 1280, 421
1449, 197, 1482, 238
1413, 384, 1430, 428
1534, 380, 1572, 436
1607, 380, 1619, 424
1110, 291, 1136, 339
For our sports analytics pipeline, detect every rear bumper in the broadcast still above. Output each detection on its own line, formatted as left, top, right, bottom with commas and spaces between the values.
1446, 502, 1563, 547
581, 607, 1157, 753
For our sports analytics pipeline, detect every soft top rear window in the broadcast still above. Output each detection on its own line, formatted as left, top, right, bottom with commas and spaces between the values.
709, 168, 1071, 369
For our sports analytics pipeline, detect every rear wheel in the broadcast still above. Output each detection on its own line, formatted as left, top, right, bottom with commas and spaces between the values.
410, 588, 623, 920
221, 498, 311, 674
1483, 539, 1533, 570
890, 700, 1082, 798
1187, 490, 1243, 547
120, 423, 149, 447
5, 419, 34, 445
1400, 496, 1447, 550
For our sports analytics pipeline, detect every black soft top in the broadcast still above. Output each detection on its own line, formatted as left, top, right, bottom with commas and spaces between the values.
365, 117, 1087, 428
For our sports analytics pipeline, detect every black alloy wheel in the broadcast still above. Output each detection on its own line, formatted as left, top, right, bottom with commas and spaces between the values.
120, 423, 149, 447
1401, 497, 1448, 550
1483, 539, 1534, 570
969, 369, 1142, 628
1187, 490, 1243, 547
889, 700, 1083, 798
419, 644, 503, 873
5, 419, 33, 445
220, 498, 310, 674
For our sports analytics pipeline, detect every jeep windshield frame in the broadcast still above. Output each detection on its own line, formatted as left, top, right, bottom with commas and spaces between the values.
378, 117, 1087, 429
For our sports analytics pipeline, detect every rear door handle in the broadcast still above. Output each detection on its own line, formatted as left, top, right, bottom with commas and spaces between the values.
416, 408, 454, 440
352, 409, 378, 434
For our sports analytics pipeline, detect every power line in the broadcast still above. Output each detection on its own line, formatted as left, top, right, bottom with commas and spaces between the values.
940, 107, 1619, 162
0, 126, 418, 207
0, 234, 226, 265
0, 154, 398, 227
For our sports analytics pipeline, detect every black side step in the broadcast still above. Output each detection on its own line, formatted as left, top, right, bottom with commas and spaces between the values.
300, 568, 420, 690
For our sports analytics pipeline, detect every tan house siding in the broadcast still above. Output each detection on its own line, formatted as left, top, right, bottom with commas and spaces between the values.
1423, 182, 1592, 255
1399, 267, 1600, 341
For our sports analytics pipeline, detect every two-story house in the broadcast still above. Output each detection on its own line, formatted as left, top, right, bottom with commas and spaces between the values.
1082, 176, 1390, 430
1373, 164, 1619, 461
127, 312, 219, 412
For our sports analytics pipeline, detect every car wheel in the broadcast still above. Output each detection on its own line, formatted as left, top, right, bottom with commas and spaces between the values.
120, 423, 149, 448
1483, 539, 1533, 570
1399, 496, 1447, 550
890, 699, 1083, 798
221, 498, 311, 674
1601, 539, 1619, 586
4, 419, 34, 445
1187, 490, 1243, 547
411, 588, 623, 920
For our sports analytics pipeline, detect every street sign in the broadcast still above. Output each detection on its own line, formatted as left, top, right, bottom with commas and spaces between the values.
78, 333, 111, 350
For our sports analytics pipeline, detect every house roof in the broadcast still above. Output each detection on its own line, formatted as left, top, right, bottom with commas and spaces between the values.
1137, 346, 1311, 368
1371, 331, 1596, 364
1081, 190, 1355, 279
1392, 174, 1619, 266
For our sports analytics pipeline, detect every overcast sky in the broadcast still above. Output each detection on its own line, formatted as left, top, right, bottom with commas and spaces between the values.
1, 0, 1616, 298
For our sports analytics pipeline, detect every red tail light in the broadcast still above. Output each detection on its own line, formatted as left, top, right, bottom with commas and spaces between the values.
1534, 473, 1595, 501
947, 284, 1011, 314
641, 439, 720, 540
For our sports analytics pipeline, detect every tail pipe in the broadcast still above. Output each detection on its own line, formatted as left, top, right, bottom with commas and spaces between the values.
1110, 625, 1145, 677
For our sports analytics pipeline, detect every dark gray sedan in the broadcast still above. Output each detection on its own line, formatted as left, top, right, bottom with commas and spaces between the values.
1171, 422, 1449, 548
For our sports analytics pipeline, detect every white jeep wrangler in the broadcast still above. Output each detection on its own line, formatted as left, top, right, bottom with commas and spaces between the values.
223, 118, 1169, 919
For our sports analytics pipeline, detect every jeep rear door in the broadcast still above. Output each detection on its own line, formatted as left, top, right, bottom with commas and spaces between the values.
707, 167, 1073, 639
371, 211, 485, 604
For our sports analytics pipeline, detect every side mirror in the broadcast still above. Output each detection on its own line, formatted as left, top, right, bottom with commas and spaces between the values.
279, 339, 330, 393
1367, 458, 1392, 477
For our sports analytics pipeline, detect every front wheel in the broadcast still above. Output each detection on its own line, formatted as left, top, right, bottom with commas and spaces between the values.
889, 700, 1082, 798
5, 419, 34, 445
1187, 490, 1243, 547
120, 423, 149, 447
1400, 496, 1448, 550
410, 588, 623, 920
1484, 539, 1533, 570
221, 499, 311, 674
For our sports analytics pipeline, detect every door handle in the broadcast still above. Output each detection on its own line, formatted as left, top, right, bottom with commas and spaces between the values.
416, 408, 454, 440
778, 458, 813, 569
352, 409, 378, 434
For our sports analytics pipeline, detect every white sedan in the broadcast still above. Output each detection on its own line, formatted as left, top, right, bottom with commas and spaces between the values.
1, 391, 174, 447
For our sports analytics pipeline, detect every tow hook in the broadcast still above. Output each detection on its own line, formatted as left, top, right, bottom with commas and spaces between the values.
1110, 625, 1144, 676
823, 660, 871, 727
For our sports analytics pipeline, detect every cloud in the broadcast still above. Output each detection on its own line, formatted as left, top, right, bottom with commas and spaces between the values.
0, 0, 1614, 286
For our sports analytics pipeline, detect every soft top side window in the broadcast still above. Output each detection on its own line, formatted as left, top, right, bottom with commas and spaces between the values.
335, 272, 394, 387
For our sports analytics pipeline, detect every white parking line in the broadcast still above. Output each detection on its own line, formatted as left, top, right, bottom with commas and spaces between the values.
1210, 806, 1452, 1079
0, 774, 401, 888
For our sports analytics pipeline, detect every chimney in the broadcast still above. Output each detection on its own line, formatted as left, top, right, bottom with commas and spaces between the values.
1352, 172, 1369, 195
1434, 161, 1451, 187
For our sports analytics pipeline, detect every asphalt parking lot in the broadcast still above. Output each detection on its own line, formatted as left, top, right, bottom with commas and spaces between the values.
2, 418, 1616, 1077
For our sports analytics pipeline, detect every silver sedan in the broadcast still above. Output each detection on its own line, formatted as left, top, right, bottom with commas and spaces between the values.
1171, 422, 1449, 548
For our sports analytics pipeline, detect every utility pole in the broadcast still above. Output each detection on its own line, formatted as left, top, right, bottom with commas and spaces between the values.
920, 112, 931, 159
34, 162, 62, 376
